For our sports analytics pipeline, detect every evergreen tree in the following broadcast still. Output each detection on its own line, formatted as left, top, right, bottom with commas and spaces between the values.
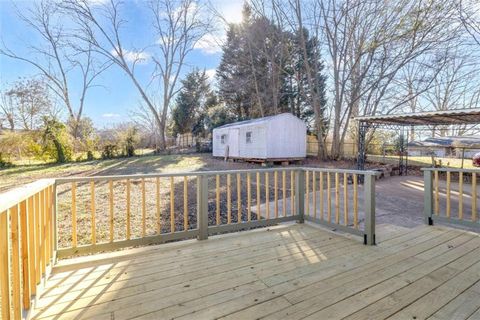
216, 7, 327, 133
171, 69, 214, 136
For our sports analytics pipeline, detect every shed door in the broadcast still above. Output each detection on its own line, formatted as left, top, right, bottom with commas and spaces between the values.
229, 128, 240, 157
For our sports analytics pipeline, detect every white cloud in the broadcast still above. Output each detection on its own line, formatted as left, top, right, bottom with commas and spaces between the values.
194, 33, 223, 55
205, 69, 216, 82
110, 48, 151, 64
102, 113, 121, 118
87, 0, 109, 6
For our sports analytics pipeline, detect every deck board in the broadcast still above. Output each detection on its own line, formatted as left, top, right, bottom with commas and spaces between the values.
32, 223, 480, 320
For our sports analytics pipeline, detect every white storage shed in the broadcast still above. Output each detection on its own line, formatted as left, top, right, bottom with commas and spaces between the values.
212, 113, 307, 160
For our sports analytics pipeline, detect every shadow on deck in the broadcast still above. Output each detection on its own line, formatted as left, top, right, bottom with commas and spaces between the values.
33, 223, 480, 320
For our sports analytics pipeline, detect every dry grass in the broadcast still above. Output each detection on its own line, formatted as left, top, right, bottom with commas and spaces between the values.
368, 154, 475, 169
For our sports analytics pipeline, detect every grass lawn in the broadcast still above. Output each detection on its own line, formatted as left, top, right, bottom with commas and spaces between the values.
0, 153, 211, 192
367, 154, 476, 169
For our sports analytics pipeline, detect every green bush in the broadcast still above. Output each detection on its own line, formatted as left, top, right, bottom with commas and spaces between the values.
86, 150, 95, 161
101, 144, 118, 159
0, 153, 13, 168
41, 117, 73, 163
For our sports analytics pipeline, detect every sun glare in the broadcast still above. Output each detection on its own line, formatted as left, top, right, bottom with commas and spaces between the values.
219, 1, 244, 24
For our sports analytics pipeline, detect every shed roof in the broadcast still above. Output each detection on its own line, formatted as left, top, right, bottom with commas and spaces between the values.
214, 113, 299, 130
355, 109, 480, 127
409, 136, 480, 148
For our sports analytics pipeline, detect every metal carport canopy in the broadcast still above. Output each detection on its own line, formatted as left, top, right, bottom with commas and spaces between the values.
354, 108, 480, 174
354, 108, 480, 127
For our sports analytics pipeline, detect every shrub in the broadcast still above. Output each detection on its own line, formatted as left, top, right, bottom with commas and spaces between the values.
41, 117, 73, 163
101, 144, 118, 159
0, 153, 13, 168
86, 150, 95, 161
117, 126, 138, 157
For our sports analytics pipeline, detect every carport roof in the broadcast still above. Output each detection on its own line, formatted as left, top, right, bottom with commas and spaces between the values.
354, 108, 480, 126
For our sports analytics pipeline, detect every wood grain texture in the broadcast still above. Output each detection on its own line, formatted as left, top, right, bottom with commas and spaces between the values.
282, 171, 286, 217
91, 181, 96, 245
170, 177, 175, 233
353, 174, 358, 228
265, 172, 270, 219
184, 176, 188, 231
434, 170, 439, 215
109, 180, 114, 242
71, 182, 77, 248
227, 174, 232, 224
156, 177, 161, 234
446, 171, 451, 218
30, 224, 480, 320
237, 173, 242, 223
473, 173, 477, 222
247, 173, 251, 222
216, 175, 221, 225
11, 205, 21, 320
126, 179, 131, 240
0, 210, 10, 320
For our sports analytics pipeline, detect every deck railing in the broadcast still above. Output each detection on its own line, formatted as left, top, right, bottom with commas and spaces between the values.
0, 167, 377, 319
303, 168, 377, 245
424, 168, 479, 229
0, 179, 56, 320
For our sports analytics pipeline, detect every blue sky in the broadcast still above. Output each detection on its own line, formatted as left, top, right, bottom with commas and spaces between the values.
0, 0, 244, 127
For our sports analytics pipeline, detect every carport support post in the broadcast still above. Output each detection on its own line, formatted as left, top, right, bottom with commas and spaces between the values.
424, 170, 434, 226
364, 174, 376, 245
197, 175, 209, 240
295, 170, 305, 223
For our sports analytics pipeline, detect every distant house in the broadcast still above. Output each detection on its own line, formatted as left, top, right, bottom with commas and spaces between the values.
408, 136, 480, 158
212, 113, 306, 161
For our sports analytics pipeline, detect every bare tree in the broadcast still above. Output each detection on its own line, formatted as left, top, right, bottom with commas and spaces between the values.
458, 0, 480, 46
5, 78, 52, 131
61, 0, 211, 150
0, 91, 16, 131
0, 0, 108, 137
421, 51, 480, 136
150, 0, 212, 149
313, 0, 460, 159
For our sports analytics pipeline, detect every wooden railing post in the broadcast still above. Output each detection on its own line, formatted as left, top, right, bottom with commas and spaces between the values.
364, 174, 376, 245
424, 169, 434, 226
53, 182, 58, 256
197, 175, 209, 240
295, 169, 305, 223
0, 210, 11, 320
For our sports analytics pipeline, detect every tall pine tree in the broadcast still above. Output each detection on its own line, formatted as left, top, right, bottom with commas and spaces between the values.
217, 5, 327, 133
171, 69, 215, 137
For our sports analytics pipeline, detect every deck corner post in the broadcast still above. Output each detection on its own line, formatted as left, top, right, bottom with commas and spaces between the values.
197, 175, 209, 240
295, 169, 305, 223
364, 174, 376, 245
53, 181, 58, 255
423, 170, 434, 226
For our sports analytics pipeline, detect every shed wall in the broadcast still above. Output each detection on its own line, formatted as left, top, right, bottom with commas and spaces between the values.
213, 113, 306, 159
265, 116, 306, 159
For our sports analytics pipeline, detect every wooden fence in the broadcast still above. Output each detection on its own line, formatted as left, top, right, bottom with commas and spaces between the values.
0, 167, 377, 319
0, 179, 55, 320
424, 168, 479, 229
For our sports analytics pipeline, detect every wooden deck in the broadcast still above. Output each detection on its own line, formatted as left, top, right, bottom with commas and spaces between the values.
32, 223, 480, 320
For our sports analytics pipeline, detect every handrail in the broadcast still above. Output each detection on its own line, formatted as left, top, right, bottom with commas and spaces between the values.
0, 179, 55, 213
0, 179, 56, 320
423, 167, 479, 228
54, 167, 378, 184
422, 167, 480, 173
